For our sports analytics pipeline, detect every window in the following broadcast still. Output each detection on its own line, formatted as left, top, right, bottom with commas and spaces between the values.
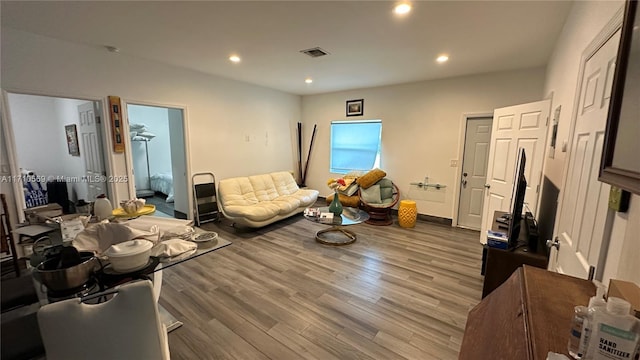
330, 120, 382, 174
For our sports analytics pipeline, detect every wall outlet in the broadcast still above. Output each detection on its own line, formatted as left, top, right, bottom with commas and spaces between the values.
245, 135, 250, 142
450, 159, 458, 167
0, 164, 9, 174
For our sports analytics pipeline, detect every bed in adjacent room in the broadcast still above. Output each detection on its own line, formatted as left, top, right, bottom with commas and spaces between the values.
150, 173, 174, 203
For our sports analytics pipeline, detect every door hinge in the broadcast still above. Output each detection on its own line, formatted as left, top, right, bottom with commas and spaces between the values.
536, 184, 540, 193
96, 116, 101, 124
546, 116, 549, 126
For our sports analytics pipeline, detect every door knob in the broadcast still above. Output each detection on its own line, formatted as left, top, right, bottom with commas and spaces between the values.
461, 179, 467, 187
463, 172, 468, 177
484, 184, 491, 189
546, 237, 560, 250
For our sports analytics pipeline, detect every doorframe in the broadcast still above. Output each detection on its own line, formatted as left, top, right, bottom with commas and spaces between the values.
550, 7, 623, 279
453, 112, 494, 229
120, 99, 193, 220
1, 88, 115, 222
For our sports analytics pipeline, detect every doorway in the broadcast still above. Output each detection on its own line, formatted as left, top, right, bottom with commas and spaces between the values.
457, 116, 493, 230
125, 103, 188, 219
3, 93, 109, 218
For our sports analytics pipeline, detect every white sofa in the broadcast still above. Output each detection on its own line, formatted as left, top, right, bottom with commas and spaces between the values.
217, 171, 319, 228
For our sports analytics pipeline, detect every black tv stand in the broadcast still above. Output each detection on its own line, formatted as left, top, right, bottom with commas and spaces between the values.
481, 211, 549, 298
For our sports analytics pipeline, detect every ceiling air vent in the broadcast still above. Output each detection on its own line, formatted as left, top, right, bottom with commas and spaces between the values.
300, 47, 330, 58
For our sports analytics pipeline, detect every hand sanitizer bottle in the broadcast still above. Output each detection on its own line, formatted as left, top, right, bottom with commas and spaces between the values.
583, 297, 640, 360
578, 286, 607, 358
568, 305, 589, 359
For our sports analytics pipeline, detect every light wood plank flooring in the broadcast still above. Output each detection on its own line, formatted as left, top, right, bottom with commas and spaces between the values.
160, 213, 484, 360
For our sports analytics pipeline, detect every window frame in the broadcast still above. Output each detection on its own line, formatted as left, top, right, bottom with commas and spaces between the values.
329, 119, 382, 174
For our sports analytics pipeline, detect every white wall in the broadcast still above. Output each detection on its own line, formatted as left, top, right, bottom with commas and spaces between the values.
1, 28, 301, 210
6, 93, 90, 202
8, 94, 66, 179
302, 68, 545, 219
542, 0, 639, 285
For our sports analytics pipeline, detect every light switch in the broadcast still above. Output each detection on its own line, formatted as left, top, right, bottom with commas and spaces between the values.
450, 160, 458, 167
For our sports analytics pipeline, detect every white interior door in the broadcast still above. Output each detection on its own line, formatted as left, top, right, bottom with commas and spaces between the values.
78, 102, 107, 200
480, 100, 550, 244
550, 30, 620, 279
458, 117, 492, 230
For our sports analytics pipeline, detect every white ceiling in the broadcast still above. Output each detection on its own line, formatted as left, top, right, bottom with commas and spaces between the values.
1, 1, 574, 96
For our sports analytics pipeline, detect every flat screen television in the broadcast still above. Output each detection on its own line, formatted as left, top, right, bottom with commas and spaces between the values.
508, 148, 527, 249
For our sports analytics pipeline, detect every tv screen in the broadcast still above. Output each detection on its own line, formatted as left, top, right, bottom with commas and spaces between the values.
508, 148, 527, 249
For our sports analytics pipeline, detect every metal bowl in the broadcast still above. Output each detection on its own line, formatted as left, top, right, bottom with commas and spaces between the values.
35, 252, 99, 292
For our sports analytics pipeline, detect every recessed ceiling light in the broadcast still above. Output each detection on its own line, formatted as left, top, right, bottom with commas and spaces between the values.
305, 78, 313, 84
229, 55, 241, 63
436, 55, 449, 63
394, 3, 412, 15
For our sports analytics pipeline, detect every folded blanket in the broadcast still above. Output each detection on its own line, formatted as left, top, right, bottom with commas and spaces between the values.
73, 223, 160, 255
151, 239, 197, 261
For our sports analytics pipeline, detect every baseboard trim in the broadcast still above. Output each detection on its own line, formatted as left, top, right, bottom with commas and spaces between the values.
389, 209, 452, 226
416, 213, 452, 226
174, 210, 187, 220
317, 197, 452, 226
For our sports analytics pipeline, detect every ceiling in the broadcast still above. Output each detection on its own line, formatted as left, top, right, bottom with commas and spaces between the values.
1, 1, 574, 96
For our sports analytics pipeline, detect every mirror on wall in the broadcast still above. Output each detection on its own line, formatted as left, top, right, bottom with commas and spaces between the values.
600, 0, 640, 195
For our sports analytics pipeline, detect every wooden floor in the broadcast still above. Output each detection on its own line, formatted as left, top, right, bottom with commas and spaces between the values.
160, 213, 484, 360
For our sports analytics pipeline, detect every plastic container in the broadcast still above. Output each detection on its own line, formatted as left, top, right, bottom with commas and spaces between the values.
93, 194, 112, 221
568, 305, 588, 359
579, 286, 608, 357
104, 240, 153, 273
583, 297, 640, 360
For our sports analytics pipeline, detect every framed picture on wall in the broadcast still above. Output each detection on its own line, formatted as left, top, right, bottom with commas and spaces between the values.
65, 124, 80, 156
346, 99, 364, 117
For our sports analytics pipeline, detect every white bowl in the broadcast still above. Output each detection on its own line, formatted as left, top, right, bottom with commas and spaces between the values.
104, 239, 153, 272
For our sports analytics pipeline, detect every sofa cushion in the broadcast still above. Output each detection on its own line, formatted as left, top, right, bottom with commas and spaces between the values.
378, 178, 394, 200
290, 189, 319, 206
271, 172, 299, 196
223, 203, 281, 221
218, 177, 259, 206
249, 174, 279, 201
272, 195, 301, 214
361, 184, 382, 204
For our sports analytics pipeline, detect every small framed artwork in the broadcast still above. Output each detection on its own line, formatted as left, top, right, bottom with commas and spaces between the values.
346, 99, 364, 117
108, 95, 125, 153
65, 124, 80, 156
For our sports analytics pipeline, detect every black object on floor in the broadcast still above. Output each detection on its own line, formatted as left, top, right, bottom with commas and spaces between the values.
1, 275, 39, 314
1, 311, 45, 360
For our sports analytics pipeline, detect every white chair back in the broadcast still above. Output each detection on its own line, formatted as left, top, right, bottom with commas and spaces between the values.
37, 280, 170, 360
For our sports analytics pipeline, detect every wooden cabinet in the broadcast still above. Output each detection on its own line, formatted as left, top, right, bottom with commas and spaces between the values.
482, 211, 548, 298
460, 265, 595, 360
